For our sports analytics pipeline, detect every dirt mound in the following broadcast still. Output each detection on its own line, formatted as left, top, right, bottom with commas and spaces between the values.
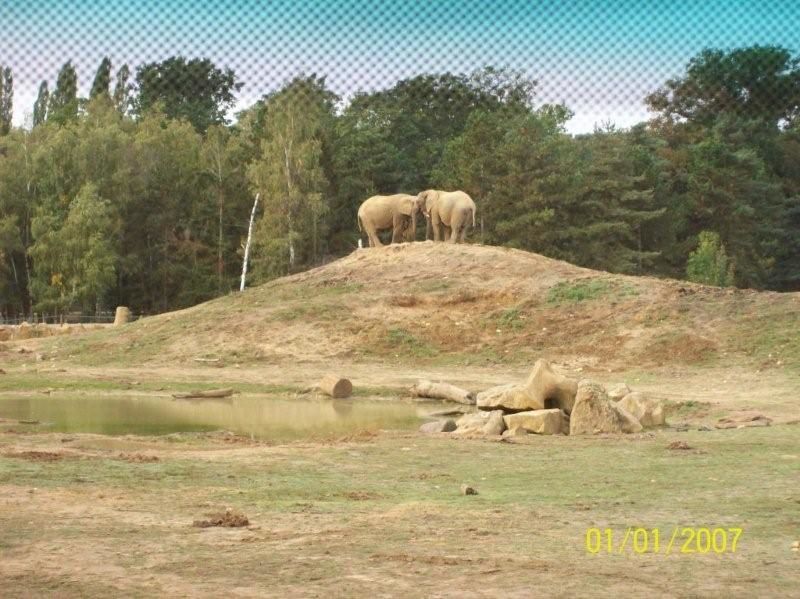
31, 242, 799, 371
192, 509, 249, 528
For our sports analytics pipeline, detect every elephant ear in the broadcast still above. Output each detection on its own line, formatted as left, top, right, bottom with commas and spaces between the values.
398, 196, 415, 216
423, 189, 439, 211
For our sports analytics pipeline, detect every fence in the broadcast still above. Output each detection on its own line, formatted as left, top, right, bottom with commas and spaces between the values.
0, 312, 139, 325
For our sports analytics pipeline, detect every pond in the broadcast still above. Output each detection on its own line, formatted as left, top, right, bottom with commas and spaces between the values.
0, 394, 448, 441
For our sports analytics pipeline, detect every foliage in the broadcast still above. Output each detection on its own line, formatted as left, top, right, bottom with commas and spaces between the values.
48, 61, 79, 124
90, 57, 112, 99
2, 46, 800, 317
29, 183, 117, 312
246, 76, 334, 280
0, 67, 12, 135
686, 231, 735, 286
134, 57, 242, 133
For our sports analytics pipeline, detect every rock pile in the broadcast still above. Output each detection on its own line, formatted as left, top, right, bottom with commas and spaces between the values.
419, 359, 666, 437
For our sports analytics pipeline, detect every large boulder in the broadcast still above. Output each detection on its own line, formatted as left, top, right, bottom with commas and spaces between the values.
607, 383, 632, 402
476, 359, 578, 414
570, 381, 643, 435
454, 410, 506, 436
503, 409, 567, 435
617, 392, 665, 427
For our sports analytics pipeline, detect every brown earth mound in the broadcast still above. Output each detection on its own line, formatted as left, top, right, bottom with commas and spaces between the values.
21, 242, 799, 371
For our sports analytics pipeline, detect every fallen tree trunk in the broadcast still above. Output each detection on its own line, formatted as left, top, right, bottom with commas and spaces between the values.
172, 388, 235, 399
410, 380, 476, 405
318, 375, 353, 398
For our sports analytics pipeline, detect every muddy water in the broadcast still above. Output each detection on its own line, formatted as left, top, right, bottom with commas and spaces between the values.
0, 394, 445, 440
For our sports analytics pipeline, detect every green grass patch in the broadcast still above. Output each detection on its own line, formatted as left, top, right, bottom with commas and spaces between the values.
386, 328, 439, 358
546, 278, 638, 305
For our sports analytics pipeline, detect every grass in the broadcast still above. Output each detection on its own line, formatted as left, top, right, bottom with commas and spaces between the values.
546, 278, 638, 305
0, 425, 798, 596
385, 328, 439, 358
496, 307, 525, 330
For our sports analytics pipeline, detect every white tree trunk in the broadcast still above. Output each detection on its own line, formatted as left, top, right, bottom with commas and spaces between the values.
240, 193, 260, 292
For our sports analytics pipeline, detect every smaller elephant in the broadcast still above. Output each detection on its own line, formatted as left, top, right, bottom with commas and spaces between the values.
418, 189, 477, 243
357, 194, 424, 247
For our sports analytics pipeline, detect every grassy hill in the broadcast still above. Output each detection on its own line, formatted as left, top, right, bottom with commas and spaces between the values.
41, 242, 798, 373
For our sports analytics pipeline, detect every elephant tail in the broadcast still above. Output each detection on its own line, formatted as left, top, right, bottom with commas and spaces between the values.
471, 206, 476, 228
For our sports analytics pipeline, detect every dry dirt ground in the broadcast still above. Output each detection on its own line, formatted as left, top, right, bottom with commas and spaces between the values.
1, 243, 799, 597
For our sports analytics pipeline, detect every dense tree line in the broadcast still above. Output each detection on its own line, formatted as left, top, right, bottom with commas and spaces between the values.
1, 46, 799, 318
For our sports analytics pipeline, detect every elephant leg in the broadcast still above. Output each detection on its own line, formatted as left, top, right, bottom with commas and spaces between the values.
443, 225, 453, 243
432, 217, 442, 241
391, 214, 407, 244
366, 225, 382, 247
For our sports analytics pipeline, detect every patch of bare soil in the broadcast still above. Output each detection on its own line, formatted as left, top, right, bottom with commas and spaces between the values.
117, 453, 160, 463
3, 450, 68, 462
192, 509, 249, 528
666, 441, 693, 450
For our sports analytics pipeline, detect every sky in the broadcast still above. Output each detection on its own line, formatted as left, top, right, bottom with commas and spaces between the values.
1, 0, 798, 133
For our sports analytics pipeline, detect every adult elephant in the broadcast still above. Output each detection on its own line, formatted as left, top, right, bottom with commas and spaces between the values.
357, 194, 424, 247
418, 189, 477, 243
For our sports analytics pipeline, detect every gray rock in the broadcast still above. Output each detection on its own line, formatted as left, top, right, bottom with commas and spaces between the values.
419, 419, 457, 434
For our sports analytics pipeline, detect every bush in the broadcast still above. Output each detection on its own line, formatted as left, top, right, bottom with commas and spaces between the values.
686, 231, 735, 287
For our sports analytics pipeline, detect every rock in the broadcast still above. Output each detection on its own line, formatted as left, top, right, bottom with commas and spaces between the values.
607, 383, 632, 401
715, 411, 772, 429
35, 352, 47, 362
569, 381, 643, 435
454, 410, 506, 436
697, 425, 713, 432
617, 392, 666, 427
501, 427, 529, 439
503, 409, 566, 435
476, 359, 578, 414
460, 484, 478, 496
419, 419, 457, 434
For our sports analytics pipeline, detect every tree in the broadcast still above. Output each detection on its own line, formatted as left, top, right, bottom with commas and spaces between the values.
134, 57, 242, 132
33, 81, 49, 126
686, 231, 735, 286
247, 77, 333, 279
647, 46, 800, 129
48, 61, 79, 124
0, 67, 12, 135
90, 56, 112, 99
112, 64, 132, 114
29, 183, 118, 313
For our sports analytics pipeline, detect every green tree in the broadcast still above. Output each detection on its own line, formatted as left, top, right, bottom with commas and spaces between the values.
33, 81, 49, 127
686, 231, 735, 286
112, 64, 132, 114
247, 77, 333, 279
48, 61, 79, 124
0, 67, 12, 135
134, 57, 242, 133
647, 46, 800, 128
90, 56, 112, 99
29, 183, 118, 313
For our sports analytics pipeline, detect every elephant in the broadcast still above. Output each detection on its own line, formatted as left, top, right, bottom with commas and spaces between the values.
357, 193, 424, 247
417, 189, 477, 243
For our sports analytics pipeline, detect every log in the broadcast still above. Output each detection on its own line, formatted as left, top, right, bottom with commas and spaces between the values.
318, 375, 353, 399
114, 306, 131, 326
172, 388, 235, 399
410, 380, 476, 405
